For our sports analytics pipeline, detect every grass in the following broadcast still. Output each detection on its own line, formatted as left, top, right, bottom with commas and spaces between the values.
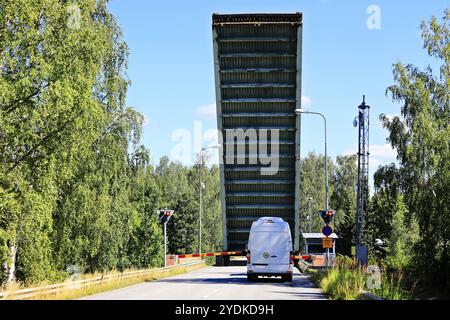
370, 272, 412, 300
2, 262, 206, 300
310, 268, 366, 300
304, 256, 412, 300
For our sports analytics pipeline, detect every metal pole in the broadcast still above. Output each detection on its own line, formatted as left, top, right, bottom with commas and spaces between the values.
198, 144, 220, 255
323, 115, 328, 211
355, 96, 370, 265
323, 114, 329, 270
295, 110, 329, 270
302, 111, 330, 269
164, 222, 167, 268
199, 151, 203, 254
297, 111, 328, 210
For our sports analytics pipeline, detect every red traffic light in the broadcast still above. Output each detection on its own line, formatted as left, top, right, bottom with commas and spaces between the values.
158, 209, 174, 224
320, 210, 335, 225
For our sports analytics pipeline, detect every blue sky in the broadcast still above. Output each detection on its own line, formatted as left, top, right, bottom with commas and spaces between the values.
108, 0, 448, 179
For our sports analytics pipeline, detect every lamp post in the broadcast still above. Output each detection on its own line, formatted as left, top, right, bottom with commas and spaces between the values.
307, 196, 313, 233
295, 109, 330, 267
199, 144, 221, 254
295, 109, 329, 210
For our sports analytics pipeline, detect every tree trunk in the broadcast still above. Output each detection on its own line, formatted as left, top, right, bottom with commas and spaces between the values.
3, 243, 17, 284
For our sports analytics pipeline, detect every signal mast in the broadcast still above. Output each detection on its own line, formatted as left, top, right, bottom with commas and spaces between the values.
354, 96, 370, 265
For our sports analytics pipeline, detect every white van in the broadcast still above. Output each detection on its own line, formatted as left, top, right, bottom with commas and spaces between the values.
246, 217, 294, 282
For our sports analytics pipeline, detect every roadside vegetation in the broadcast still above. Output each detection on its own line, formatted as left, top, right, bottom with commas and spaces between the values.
309, 9, 449, 300
2, 262, 205, 300
0, 0, 221, 289
307, 256, 412, 300
0, 0, 448, 300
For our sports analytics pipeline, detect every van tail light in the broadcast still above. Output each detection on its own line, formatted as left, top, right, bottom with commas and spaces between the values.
247, 251, 251, 263
290, 252, 294, 265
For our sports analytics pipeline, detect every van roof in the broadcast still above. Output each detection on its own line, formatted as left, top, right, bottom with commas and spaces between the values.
252, 217, 289, 228
257, 217, 285, 223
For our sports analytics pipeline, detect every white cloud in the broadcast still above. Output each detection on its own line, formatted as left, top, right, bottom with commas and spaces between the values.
196, 103, 216, 120
302, 95, 313, 108
342, 147, 357, 157
342, 144, 397, 169
370, 144, 397, 160
142, 115, 150, 127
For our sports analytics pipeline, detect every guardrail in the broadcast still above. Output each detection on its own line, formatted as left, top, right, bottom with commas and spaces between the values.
0, 261, 204, 300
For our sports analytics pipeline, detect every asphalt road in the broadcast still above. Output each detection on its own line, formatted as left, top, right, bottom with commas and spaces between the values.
81, 266, 326, 300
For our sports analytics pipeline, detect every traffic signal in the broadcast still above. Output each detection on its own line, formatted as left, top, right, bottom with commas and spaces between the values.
158, 210, 174, 224
320, 210, 335, 225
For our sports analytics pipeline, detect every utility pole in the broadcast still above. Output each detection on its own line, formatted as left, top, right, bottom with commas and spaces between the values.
164, 222, 167, 267
199, 152, 203, 255
199, 145, 221, 254
355, 96, 370, 265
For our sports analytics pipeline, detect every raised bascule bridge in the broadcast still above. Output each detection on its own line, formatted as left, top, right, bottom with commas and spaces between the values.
212, 13, 303, 264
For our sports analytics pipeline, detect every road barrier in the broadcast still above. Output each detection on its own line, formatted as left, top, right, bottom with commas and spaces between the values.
0, 261, 204, 300
177, 251, 243, 259
176, 251, 310, 261
294, 255, 311, 260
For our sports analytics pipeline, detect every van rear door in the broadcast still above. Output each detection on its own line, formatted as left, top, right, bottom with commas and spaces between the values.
269, 229, 291, 265
249, 229, 271, 265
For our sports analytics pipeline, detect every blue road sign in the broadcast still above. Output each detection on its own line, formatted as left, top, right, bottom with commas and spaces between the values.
322, 225, 333, 237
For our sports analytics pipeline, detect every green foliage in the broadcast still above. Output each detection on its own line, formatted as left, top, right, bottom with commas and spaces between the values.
383, 195, 419, 269
299, 153, 358, 255
331, 155, 357, 255
367, 164, 404, 259
155, 155, 221, 256
300, 152, 335, 234
0, 0, 222, 286
380, 8, 449, 286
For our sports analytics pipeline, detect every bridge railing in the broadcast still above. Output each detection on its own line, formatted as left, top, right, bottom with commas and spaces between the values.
0, 260, 204, 300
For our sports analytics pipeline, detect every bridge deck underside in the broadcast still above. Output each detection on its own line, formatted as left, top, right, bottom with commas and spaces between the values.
214, 15, 302, 251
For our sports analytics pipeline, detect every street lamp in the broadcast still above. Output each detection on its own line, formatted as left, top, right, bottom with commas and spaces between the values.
295, 109, 330, 269
199, 144, 221, 254
295, 109, 329, 211
306, 196, 313, 233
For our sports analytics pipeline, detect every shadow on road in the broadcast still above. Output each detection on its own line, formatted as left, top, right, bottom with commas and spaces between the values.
153, 273, 299, 287
268, 291, 326, 299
